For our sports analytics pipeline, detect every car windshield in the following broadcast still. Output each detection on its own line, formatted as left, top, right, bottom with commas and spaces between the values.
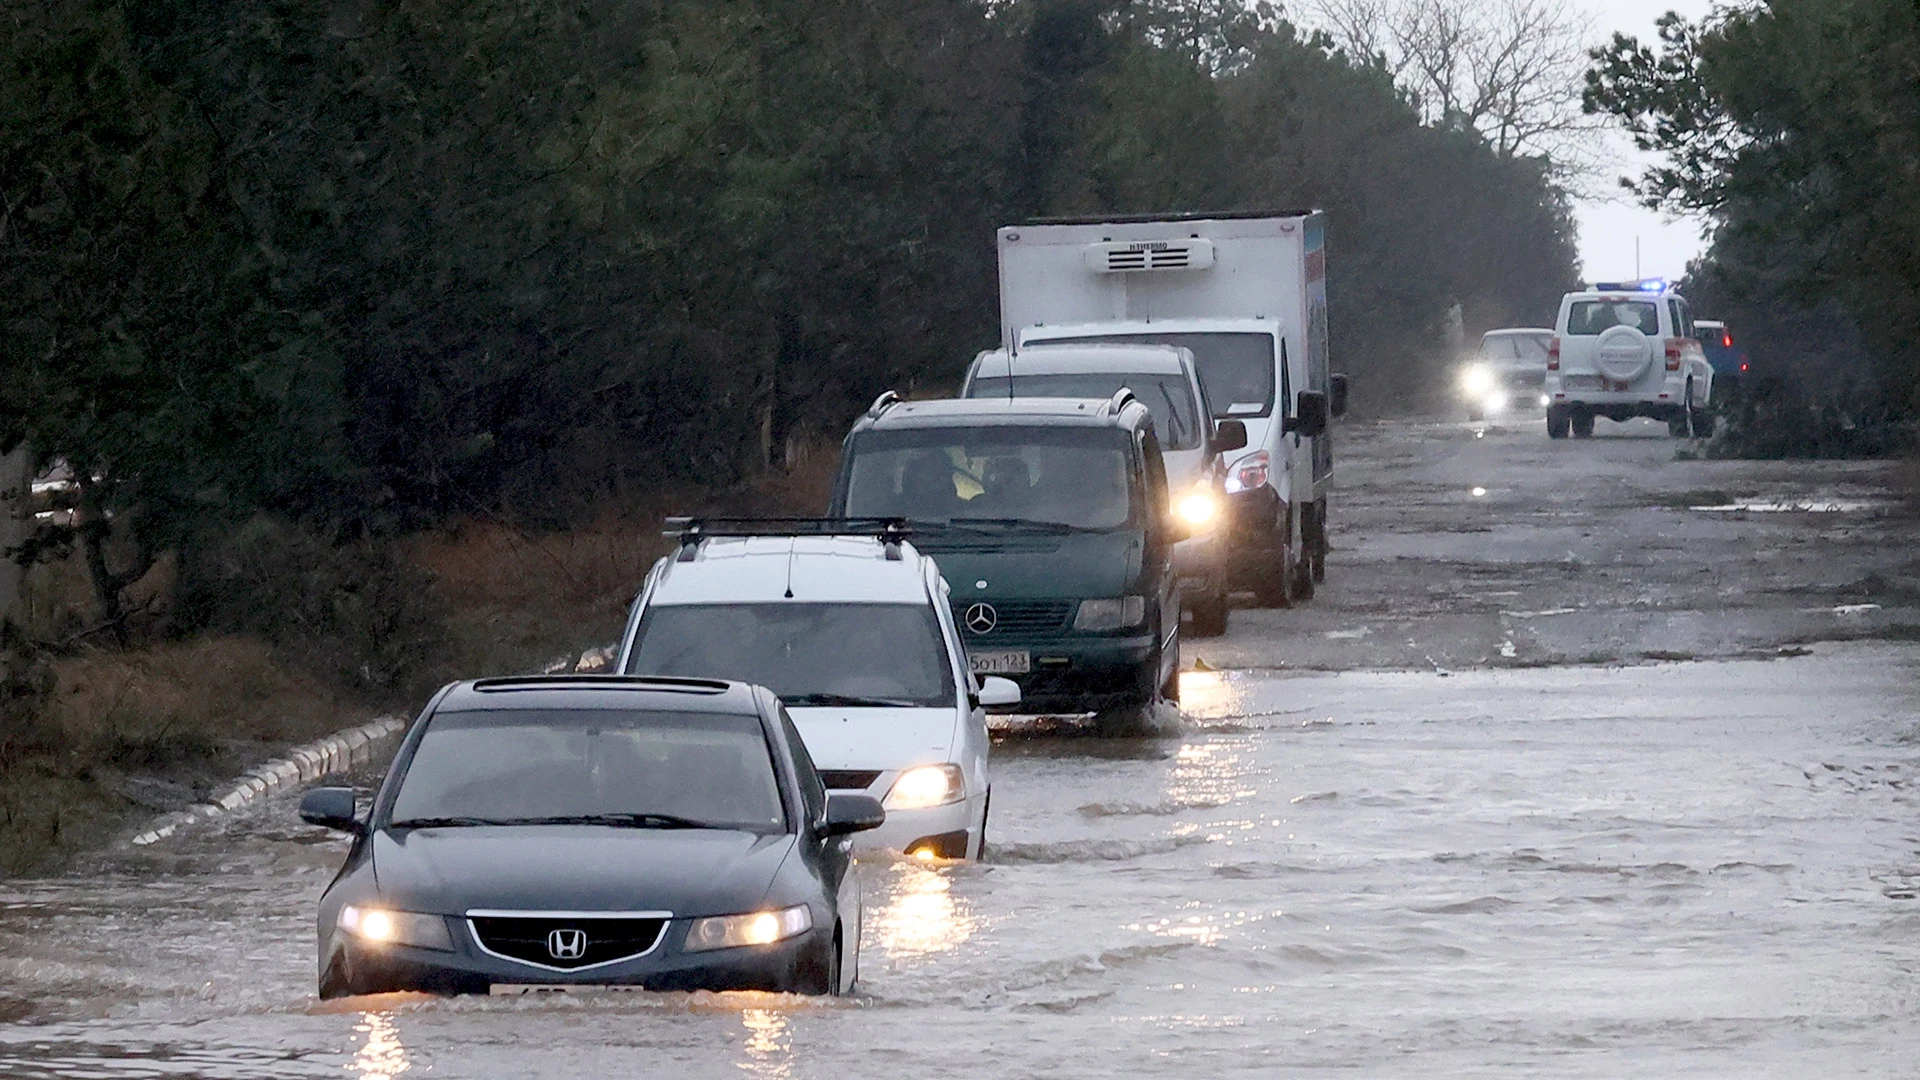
844, 426, 1137, 530
1566, 300, 1659, 336
626, 603, 955, 708
1480, 334, 1552, 362
385, 709, 785, 832
967, 373, 1203, 450
1035, 332, 1275, 419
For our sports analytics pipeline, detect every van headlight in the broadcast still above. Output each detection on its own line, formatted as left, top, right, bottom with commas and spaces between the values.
1177, 490, 1218, 526
685, 905, 813, 952
1074, 596, 1146, 631
887, 764, 964, 809
338, 905, 454, 951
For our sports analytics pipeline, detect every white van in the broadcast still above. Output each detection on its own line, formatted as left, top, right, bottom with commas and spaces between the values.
960, 342, 1244, 636
997, 212, 1346, 606
616, 521, 1017, 860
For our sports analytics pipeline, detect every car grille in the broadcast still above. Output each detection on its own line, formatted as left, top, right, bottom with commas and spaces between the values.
467, 914, 668, 970
818, 770, 882, 791
955, 599, 1074, 636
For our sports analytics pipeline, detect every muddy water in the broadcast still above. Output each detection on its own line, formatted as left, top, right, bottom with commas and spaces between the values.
4, 646, 1918, 1077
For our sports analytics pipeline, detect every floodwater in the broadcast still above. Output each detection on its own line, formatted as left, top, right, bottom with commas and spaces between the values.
5, 647, 1920, 1078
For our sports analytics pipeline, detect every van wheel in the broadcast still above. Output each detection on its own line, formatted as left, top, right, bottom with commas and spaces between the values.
1253, 551, 1294, 608
1292, 547, 1315, 601
1571, 412, 1595, 438
1310, 501, 1327, 583
1190, 590, 1229, 637
974, 790, 990, 861
1160, 661, 1180, 704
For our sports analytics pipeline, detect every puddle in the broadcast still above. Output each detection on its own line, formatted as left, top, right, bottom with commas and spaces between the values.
1691, 499, 1885, 513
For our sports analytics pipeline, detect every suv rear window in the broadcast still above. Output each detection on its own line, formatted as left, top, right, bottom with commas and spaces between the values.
1566, 300, 1659, 336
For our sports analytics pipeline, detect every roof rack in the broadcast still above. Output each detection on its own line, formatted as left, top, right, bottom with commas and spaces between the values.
664, 517, 913, 562
1105, 387, 1139, 416
471, 675, 731, 694
866, 390, 902, 419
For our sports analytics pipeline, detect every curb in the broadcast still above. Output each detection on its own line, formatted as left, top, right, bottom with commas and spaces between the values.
128, 716, 407, 847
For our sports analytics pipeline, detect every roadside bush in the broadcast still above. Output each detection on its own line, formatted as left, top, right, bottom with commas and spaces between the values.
1707, 375, 1917, 460
173, 519, 444, 693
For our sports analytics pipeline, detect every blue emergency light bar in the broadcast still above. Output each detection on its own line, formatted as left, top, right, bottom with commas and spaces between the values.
1591, 279, 1668, 292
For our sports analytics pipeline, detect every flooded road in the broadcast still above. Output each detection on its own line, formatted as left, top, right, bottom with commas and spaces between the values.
5, 419, 1920, 1076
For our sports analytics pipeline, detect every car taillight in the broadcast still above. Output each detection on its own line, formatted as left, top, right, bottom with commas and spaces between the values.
1547, 336, 1560, 370
1664, 339, 1683, 370
1225, 451, 1270, 494
1721, 331, 1733, 348
1740, 362, 1749, 372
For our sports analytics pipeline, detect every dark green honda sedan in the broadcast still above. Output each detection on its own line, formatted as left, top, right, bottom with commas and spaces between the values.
830, 392, 1182, 722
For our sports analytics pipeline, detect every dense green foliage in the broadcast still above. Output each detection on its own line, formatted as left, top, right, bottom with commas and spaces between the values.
2, 0, 1576, 625
1586, 0, 1920, 452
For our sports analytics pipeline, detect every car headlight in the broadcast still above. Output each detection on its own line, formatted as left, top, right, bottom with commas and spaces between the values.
1074, 595, 1146, 631
886, 763, 965, 809
685, 905, 813, 952
1484, 390, 1509, 413
1176, 490, 1218, 526
338, 904, 454, 951
1461, 364, 1495, 396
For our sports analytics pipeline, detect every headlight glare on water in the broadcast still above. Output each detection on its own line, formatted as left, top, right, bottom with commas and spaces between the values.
685, 905, 813, 952
338, 905, 454, 951
887, 763, 964, 809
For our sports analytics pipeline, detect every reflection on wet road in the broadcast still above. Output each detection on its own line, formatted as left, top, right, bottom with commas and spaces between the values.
5, 646, 1919, 1077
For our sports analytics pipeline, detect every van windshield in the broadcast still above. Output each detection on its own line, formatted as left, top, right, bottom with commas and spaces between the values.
1034, 332, 1275, 419
1566, 301, 1659, 336
627, 603, 955, 708
844, 426, 1136, 530
967, 373, 1203, 449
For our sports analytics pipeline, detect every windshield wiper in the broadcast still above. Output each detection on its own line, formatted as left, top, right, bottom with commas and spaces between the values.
945, 517, 1078, 534
501, 813, 717, 830
785, 692, 920, 708
387, 816, 515, 829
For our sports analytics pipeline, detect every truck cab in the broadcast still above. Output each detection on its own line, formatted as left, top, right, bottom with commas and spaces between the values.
996, 212, 1345, 607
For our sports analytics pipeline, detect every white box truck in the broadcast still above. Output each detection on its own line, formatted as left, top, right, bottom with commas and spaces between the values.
996, 211, 1346, 606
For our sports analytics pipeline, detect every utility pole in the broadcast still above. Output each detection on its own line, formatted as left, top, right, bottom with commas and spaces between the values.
1635, 237, 1641, 281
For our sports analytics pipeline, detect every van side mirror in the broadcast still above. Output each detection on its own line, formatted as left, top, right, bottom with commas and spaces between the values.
298, 787, 362, 833
821, 793, 886, 836
1285, 391, 1330, 437
1209, 419, 1248, 454
1329, 374, 1350, 418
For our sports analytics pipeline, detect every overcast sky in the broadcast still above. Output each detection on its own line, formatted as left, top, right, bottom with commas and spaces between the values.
1575, 0, 1717, 282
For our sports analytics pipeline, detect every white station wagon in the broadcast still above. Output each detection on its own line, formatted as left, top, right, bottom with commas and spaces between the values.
1546, 282, 1714, 439
615, 520, 1016, 860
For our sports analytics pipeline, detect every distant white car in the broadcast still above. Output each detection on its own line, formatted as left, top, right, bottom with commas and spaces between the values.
1547, 282, 1713, 439
1460, 328, 1553, 420
961, 342, 1240, 637
615, 522, 1015, 860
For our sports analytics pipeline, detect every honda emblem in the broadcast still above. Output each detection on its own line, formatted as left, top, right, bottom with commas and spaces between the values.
547, 928, 587, 961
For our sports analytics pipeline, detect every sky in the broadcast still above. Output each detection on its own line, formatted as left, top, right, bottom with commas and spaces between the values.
1575, 0, 1717, 283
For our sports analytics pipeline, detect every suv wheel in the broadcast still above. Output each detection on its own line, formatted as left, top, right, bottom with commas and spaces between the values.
1546, 406, 1570, 439
1571, 411, 1595, 438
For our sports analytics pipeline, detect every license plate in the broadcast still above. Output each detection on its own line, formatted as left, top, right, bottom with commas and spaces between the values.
490, 983, 644, 997
1561, 375, 1602, 391
968, 649, 1030, 675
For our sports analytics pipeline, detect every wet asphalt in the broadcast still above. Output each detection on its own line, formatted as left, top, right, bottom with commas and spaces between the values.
2, 415, 1918, 1078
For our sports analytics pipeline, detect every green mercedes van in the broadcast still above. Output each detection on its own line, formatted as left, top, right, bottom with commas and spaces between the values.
829, 391, 1182, 717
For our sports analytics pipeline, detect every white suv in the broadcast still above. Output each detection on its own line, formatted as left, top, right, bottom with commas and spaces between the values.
1546, 283, 1714, 439
614, 520, 1017, 860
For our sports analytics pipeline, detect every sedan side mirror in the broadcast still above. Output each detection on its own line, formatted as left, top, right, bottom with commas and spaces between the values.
821, 793, 886, 836
1329, 374, 1350, 418
1209, 419, 1248, 455
1284, 390, 1330, 437
976, 675, 1021, 709
299, 786, 362, 833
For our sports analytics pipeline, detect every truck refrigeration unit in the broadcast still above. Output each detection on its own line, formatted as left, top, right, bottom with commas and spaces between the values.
996, 211, 1348, 606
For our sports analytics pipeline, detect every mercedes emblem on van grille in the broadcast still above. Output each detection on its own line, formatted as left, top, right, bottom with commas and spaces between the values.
548, 928, 588, 960
964, 603, 997, 634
